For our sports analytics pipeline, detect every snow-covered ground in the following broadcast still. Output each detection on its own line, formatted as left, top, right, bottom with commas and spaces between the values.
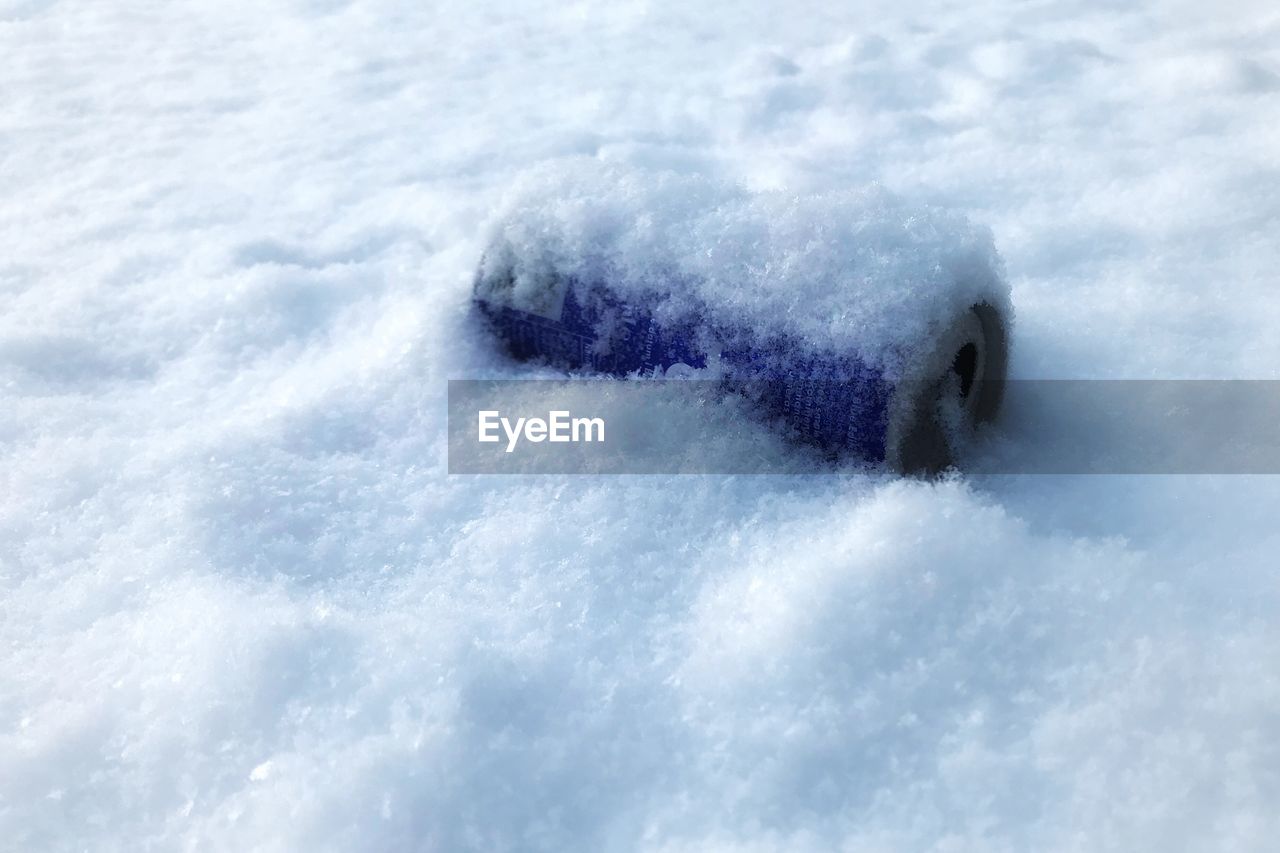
3, 0, 1279, 849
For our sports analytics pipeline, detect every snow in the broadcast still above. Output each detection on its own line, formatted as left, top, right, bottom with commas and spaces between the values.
2, 0, 1279, 850
478, 162, 1009, 376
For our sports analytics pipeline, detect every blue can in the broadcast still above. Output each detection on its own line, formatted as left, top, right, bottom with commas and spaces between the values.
473, 261, 1007, 473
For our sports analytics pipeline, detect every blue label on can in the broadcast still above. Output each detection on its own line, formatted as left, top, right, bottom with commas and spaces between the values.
476, 281, 892, 462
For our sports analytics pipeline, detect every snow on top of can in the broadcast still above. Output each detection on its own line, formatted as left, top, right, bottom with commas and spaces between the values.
478, 160, 1011, 376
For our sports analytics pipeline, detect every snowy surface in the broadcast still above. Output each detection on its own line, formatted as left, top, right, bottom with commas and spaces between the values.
3, 0, 1280, 850
478, 163, 1008, 376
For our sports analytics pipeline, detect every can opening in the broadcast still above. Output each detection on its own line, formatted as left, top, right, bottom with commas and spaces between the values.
952, 342, 978, 399
888, 302, 1008, 475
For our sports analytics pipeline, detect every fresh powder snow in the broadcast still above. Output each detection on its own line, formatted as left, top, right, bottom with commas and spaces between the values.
2, 0, 1279, 851
478, 161, 1010, 376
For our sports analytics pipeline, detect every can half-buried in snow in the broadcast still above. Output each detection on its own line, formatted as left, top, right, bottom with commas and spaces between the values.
471, 167, 1011, 473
